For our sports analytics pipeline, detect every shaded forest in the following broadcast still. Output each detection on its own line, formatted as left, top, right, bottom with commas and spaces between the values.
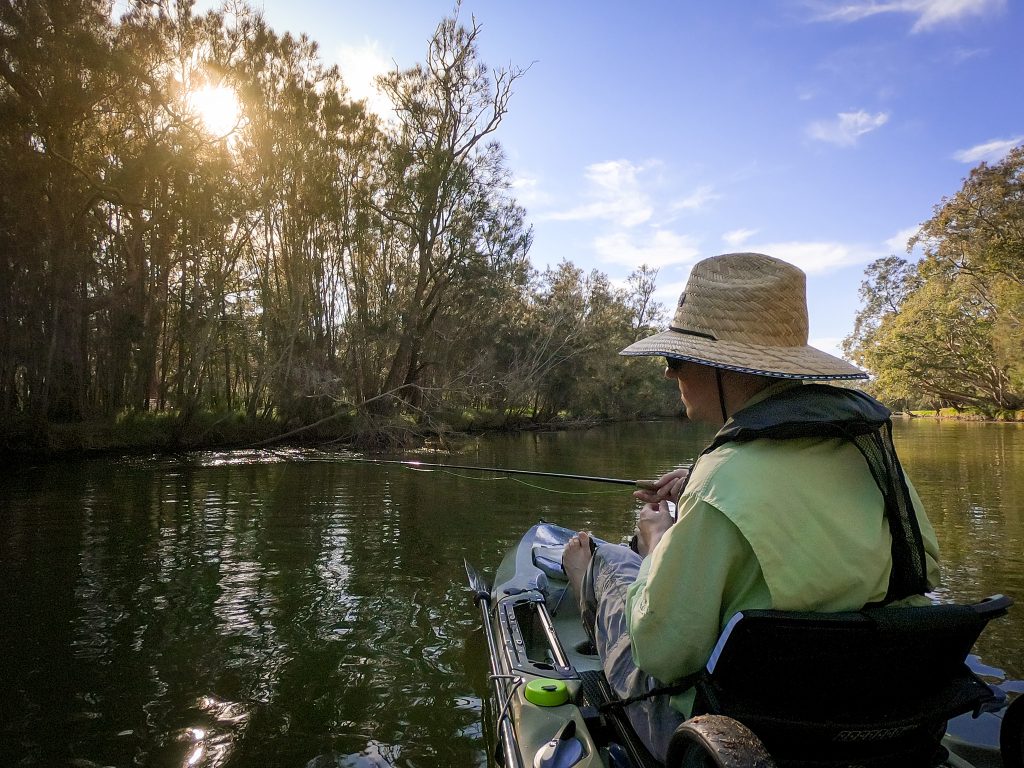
844, 147, 1024, 417
0, 0, 676, 452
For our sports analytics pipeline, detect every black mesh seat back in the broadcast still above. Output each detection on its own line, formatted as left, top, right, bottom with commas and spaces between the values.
693, 603, 1005, 765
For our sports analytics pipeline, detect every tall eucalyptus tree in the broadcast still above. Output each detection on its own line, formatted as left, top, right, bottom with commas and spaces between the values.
364, 14, 528, 413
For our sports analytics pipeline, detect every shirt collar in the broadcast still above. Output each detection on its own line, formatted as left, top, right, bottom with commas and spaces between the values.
738, 378, 803, 412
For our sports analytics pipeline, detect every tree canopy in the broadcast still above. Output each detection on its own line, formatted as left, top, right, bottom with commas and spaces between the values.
844, 147, 1024, 415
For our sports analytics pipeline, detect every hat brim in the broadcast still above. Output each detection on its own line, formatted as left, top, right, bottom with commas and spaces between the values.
619, 329, 868, 380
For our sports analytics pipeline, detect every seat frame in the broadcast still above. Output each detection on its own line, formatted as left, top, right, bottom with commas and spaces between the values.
668, 595, 1012, 768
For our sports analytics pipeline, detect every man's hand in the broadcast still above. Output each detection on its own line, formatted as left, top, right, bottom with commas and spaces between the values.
633, 466, 690, 506
636, 501, 675, 557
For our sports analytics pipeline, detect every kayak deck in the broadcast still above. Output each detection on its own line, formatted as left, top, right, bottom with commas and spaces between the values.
474, 521, 1017, 768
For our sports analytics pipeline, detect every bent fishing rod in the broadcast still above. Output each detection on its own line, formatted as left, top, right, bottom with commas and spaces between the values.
352, 457, 664, 491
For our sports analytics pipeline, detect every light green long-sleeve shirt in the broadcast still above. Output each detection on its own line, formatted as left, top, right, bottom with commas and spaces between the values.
625, 404, 941, 715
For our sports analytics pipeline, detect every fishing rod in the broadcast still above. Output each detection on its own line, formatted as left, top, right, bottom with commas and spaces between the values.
352, 457, 660, 490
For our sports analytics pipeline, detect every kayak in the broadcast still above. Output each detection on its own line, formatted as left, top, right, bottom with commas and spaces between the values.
466, 520, 1023, 768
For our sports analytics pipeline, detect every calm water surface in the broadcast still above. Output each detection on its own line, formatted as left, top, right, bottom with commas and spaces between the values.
1, 419, 1021, 767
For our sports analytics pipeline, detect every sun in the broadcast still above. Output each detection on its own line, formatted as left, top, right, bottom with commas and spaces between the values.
188, 84, 243, 138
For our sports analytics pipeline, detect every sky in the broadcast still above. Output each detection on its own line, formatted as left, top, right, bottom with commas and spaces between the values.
221, 0, 1022, 357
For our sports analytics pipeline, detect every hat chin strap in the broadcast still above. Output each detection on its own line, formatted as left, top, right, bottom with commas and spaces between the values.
715, 368, 728, 423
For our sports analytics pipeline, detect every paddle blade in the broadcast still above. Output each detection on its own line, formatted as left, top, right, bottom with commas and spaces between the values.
464, 559, 492, 605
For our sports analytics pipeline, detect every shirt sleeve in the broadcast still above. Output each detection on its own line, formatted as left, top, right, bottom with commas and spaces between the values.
624, 496, 769, 684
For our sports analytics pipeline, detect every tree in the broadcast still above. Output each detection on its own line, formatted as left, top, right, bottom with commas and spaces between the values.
912, 146, 1024, 291
863, 273, 1013, 409
842, 256, 922, 360
625, 264, 666, 341
0, 0, 125, 421
912, 145, 1024, 399
231, 14, 363, 422
365, 12, 527, 414
846, 147, 1024, 412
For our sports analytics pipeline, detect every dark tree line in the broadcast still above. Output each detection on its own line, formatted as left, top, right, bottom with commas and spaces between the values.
1, 0, 674, 446
844, 147, 1024, 415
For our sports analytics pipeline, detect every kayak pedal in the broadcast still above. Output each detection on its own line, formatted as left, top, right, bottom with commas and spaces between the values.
578, 670, 661, 768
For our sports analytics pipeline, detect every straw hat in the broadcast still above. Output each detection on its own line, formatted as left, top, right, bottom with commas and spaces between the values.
619, 252, 867, 380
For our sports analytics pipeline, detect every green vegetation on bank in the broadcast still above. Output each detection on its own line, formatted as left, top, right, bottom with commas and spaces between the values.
906, 408, 1024, 422
2, 403, 685, 459
0, 1, 679, 454
844, 147, 1024, 417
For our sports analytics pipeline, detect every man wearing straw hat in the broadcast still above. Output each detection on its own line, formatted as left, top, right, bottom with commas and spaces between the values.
562, 252, 941, 761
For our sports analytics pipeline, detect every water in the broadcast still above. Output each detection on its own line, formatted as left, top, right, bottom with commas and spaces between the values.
1, 419, 1021, 767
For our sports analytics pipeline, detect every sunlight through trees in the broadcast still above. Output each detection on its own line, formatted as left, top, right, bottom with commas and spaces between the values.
0, 0, 673, 447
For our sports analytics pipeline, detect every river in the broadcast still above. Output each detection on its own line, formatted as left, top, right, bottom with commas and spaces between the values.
1, 418, 1021, 767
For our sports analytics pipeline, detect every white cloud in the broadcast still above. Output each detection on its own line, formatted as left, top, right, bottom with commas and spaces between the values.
885, 225, 921, 253
722, 228, 759, 247
592, 230, 702, 270
744, 240, 878, 274
336, 40, 395, 115
510, 174, 552, 208
807, 110, 889, 146
953, 136, 1024, 164
594, 232, 880, 278
511, 175, 538, 193
911, 0, 1002, 30
545, 159, 723, 228
544, 159, 654, 227
809, 0, 1005, 33
951, 46, 989, 63
671, 185, 721, 212
810, 335, 846, 358
652, 277, 690, 311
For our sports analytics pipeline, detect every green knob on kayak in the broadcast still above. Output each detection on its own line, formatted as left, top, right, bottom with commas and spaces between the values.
524, 678, 569, 707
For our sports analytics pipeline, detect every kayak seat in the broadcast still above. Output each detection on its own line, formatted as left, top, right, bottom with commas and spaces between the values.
669, 594, 1013, 768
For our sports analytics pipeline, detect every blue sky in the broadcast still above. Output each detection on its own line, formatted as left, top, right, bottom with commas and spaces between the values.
239, 0, 1021, 356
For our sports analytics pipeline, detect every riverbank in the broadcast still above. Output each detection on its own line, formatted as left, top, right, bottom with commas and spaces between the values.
0, 407, 674, 462
8, 402, 1022, 463
902, 408, 1024, 422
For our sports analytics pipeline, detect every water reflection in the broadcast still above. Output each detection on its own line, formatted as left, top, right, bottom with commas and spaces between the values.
892, 420, 1024, 678
0, 420, 1020, 767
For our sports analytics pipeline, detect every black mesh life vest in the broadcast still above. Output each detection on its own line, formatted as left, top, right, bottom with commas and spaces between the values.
699, 384, 928, 604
